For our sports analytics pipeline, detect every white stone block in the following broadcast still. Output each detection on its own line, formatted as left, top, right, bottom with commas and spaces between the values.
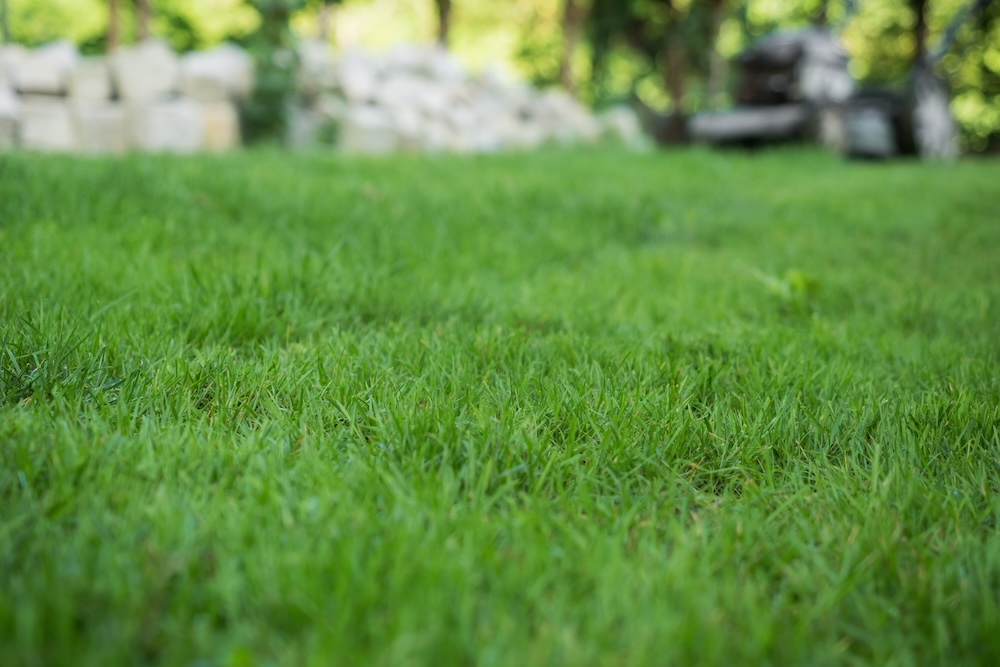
388, 105, 423, 150
472, 65, 511, 96
0, 45, 28, 88
298, 39, 337, 95
0, 119, 15, 149
339, 68, 378, 104
179, 69, 227, 102
338, 49, 382, 76
130, 97, 203, 153
20, 96, 78, 151
15, 41, 78, 95
538, 89, 576, 114
339, 106, 396, 154
179, 44, 253, 102
424, 47, 465, 83
0, 84, 19, 148
336, 49, 381, 103
72, 102, 127, 154
570, 109, 602, 143
385, 44, 419, 71
300, 39, 333, 71
419, 119, 455, 153
16, 61, 64, 96
315, 93, 347, 122
499, 118, 547, 150
112, 39, 179, 103
414, 84, 451, 117
69, 57, 112, 101
443, 102, 477, 133
374, 73, 425, 111
468, 126, 502, 153
201, 101, 240, 152
286, 106, 322, 148
599, 106, 646, 147
306, 44, 609, 154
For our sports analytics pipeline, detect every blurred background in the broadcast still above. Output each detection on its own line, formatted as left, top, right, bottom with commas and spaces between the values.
1, 0, 997, 153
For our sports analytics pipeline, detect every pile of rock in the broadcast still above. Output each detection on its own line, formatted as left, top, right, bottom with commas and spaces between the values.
293, 41, 645, 153
0, 39, 249, 153
0, 37, 645, 155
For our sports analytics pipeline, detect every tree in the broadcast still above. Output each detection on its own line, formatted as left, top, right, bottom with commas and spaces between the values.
660, 0, 687, 120
558, 0, 587, 96
242, 0, 306, 143
317, 0, 334, 40
108, 0, 120, 52
0, 0, 10, 44
105, 0, 153, 51
304, 0, 343, 41
586, 0, 733, 143
912, 0, 929, 64
135, 0, 152, 42
706, 0, 729, 109
435, 0, 452, 48
912, 0, 995, 156
836, 0, 998, 149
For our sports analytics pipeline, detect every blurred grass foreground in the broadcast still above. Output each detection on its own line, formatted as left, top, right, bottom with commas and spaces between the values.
2, 147, 1000, 665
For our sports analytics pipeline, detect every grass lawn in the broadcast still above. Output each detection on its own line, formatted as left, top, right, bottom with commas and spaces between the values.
1, 148, 999, 666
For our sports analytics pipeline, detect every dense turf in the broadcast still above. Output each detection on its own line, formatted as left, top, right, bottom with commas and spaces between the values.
1, 148, 999, 666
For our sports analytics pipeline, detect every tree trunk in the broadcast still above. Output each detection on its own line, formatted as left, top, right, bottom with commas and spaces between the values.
654, 1, 686, 111
706, 0, 728, 110
663, 24, 686, 116
0, 0, 10, 45
318, 1, 333, 41
435, 0, 452, 48
738, 0, 752, 49
652, 0, 688, 143
108, 0, 120, 52
558, 0, 585, 96
814, 0, 830, 26
912, 0, 928, 65
135, 0, 151, 42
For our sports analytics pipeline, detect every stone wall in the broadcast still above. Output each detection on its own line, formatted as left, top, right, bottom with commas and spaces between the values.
0, 38, 644, 155
293, 41, 645, 153
0, 39, 247, 154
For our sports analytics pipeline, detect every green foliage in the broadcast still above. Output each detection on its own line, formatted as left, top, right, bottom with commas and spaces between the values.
941, 1, 1000, 150
1, 0, 104, 46
303, 0, 342, 9
75, 3, 207, 55
515, 9, 564, 88
241, 0, 305, 143
154, 6, 207, 53
587, 0, 660, 98
1, 149, 999, 664
584, 0, 1000, 147
585, 0, 728, 109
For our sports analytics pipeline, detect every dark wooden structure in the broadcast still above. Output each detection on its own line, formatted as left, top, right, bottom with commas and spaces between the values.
689, 21, 961, 161
690, 27, 853, 147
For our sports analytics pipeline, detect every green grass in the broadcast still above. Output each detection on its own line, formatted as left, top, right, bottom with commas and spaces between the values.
1, 148, 999, 667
